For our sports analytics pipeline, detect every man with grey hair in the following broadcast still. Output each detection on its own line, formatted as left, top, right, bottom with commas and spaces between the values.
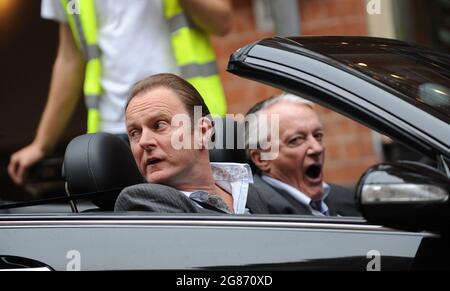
245, 93, 360, 216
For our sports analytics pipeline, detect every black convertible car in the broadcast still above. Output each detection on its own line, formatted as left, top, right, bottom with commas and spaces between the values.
0, 36, 449, 271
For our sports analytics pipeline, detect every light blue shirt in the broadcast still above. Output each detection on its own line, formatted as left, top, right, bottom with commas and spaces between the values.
181, 163, 253, 214
261, 175, 330, 216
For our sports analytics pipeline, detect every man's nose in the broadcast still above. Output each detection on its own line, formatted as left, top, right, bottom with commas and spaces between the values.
306, 136, 324, 156
138, 128, 157, 151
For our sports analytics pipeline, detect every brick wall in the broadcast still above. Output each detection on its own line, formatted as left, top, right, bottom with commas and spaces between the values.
211, 0, 380, 186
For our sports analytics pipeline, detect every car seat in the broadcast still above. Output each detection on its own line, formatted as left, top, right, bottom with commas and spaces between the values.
62, 133, 144, 211
209, 117, 247, 163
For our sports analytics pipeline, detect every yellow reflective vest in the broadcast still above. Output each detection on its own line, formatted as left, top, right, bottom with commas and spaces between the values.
61, 0, 227, 133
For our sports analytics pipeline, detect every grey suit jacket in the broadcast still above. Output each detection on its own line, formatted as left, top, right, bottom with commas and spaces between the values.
252, 175, 361, 216
114, 183, 271, 214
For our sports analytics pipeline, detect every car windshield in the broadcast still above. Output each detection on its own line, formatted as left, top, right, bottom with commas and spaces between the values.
288, 37, 450, 124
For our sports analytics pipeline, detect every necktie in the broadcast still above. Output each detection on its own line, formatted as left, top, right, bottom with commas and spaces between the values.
189, 191, 232, 214
310, 200, 329, 216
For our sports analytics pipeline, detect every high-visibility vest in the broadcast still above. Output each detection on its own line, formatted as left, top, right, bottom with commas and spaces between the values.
61, 0, 227, 133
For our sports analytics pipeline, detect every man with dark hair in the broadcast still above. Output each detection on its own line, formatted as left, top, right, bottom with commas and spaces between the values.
245, 93, 360, 217
115, 74, 270, 214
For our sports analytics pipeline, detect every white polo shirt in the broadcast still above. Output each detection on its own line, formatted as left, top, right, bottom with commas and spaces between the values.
41, 0, 180, 133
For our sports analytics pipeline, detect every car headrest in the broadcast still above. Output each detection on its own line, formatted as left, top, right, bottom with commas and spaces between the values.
209, 117, 247, 163
62, 133, 144, 210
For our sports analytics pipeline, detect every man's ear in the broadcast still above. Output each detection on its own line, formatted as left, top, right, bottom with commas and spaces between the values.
196, 117, 214, 150
250, 149, 270, 173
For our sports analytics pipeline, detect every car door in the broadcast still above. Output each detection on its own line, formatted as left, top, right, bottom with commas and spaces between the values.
0, 213, 434, 270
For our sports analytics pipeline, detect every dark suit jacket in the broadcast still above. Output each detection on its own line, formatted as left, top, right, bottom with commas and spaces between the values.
251, 175, 361, 216
114, 183, 271, 214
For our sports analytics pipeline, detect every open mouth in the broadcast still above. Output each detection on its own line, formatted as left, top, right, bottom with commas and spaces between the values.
146, 158, 162, 166
305, 164, 322, 180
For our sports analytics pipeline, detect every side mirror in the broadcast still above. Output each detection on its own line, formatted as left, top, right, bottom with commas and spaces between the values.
356, 161, 450, 233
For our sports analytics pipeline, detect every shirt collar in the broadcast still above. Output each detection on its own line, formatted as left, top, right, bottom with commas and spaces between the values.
261, 175, 330, 216
181, 163, 253, 214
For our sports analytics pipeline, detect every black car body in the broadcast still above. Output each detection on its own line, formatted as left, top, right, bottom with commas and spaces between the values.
1, 36, 449, 271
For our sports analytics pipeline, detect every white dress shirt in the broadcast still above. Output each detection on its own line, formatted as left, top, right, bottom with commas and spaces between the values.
181, 163, 253, 214
261, 175, 330, 216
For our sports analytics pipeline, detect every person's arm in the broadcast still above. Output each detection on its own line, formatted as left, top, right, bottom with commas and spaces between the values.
8, 23, 85, 185
179, 0, 232, 36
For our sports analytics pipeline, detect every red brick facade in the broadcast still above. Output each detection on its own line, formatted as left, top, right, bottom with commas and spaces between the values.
211, 0, 380, 186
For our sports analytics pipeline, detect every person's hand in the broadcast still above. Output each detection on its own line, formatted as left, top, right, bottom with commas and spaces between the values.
8, 143, 46, 185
